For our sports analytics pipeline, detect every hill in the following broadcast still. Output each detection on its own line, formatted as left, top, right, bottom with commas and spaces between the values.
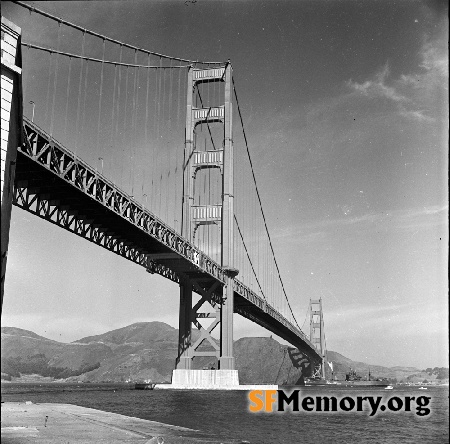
1, 323, 447, 384
1, 327, 51, 341
1, 327, 111, 379
2, 323, 204, 383
75, 321, 179, 346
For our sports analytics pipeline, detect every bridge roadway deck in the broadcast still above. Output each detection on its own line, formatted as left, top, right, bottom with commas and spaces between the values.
12, 117, 320, 361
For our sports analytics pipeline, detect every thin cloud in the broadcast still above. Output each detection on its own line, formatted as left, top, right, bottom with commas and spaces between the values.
399, 108, 434, 122
330, 204, 444, 228
274, 205, 448, 243
330, 301, 448, 331
347, 64, 408, 103
347, 39, 448, 122
420, 41, 448, 77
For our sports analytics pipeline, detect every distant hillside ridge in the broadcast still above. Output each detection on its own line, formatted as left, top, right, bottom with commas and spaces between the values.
1, 326, 107, 380
1, 323, 447, 384
1, 327, 55, 342
75, 322, 179, 345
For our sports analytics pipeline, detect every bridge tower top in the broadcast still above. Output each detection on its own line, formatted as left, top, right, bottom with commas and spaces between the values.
182, 62, 234, 270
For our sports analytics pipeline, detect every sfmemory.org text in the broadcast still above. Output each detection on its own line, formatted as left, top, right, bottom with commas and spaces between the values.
248, 390, 431, 417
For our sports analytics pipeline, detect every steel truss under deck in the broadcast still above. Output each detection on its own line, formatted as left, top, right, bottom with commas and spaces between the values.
13, 117, 320, 362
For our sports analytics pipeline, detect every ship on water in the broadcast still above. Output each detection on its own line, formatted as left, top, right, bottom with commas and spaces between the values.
305, 368, 389, 387
341, 368, 389, 387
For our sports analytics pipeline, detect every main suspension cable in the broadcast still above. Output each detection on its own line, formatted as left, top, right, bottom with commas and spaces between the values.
234, 215, 267, 301
15, 0, 224, 65
21, 42, 191, 68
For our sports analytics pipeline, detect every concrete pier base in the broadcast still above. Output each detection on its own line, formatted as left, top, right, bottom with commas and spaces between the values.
155, 369, 278, 391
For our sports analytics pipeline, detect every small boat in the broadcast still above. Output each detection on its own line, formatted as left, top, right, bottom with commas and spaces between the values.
135, 382, 155, 390
305, 378, 329, 386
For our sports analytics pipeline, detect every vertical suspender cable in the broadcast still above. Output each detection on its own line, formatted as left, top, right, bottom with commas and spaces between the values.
109, 62, 118, 177
49, 22, 62, 138
135, 65, 141, 199
157, 62, 163, 217
124, 64, 129, 146
96, 39, 106, 168
207, 76, 211, 257
122, 65, 129, 190
177, 62, 182, 126
162, 67, 168, 223
64, 57, 72, 143
131, 51, 137, 134
153, 58, 159, 136
44, 51, 52, 130
170, 61, 176, 226
163, 67, 169, 223
157, 58, 162, 140
168, 61, 174, 225
174, 61, 181, 232
130, 49, 138, 196
115, 45, 123, 185
168, 60, 173, 130
152, 58, 159, 208
144, 53, 150, 208
74, 30, 86, 156
80, 60, 89, 155
145, 54, 150, 147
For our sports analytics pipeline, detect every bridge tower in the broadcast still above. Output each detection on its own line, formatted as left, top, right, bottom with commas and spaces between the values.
309, 298, 326, 379
174, 62, 238, 386
1, 17, 22, 312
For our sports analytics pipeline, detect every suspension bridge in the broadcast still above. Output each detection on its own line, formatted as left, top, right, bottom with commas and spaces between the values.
1, 3, 326, 388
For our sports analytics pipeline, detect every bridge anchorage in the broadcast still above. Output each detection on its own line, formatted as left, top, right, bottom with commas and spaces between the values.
1, 10, 324, 390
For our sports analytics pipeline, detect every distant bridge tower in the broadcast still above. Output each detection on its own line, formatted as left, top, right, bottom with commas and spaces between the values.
310, 298, 326, 379
175, 62, 238, 383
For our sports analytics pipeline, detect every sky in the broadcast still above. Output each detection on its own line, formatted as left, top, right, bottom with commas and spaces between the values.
1, 0, 448, 369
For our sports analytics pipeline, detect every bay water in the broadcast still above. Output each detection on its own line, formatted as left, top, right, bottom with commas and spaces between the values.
1, 383, 448, 443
